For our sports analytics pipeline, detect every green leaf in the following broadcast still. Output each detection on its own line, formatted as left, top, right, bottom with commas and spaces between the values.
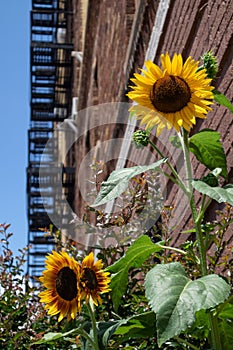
187, 309, 210, 340
114, 312, 156, 340
219, 321, 233, 350
189, 129, 228, 179
213, 89, 233, 114
145, 262, 230, 347
218, 296, 233, 321
192, 181, 233, 206
92, 159, 166, 206
31, 329, 78, 345
219, 303, 233, 320
115, 320, 145, 335
100, 312, 156, 347
98, 320, 123, 348
107, 235, 163, 311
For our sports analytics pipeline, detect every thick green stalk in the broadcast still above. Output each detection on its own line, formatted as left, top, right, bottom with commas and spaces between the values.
181, 130, 207, 275
181, 129, 222, 350
209, 311, 222, 350
87, 301, 100, 350
78, 328, 98, 349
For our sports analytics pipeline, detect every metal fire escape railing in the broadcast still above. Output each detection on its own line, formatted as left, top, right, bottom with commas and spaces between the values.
27, 0, 74, 283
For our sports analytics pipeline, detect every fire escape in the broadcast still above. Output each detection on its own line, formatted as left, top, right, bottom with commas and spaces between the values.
27, 0, 74, 282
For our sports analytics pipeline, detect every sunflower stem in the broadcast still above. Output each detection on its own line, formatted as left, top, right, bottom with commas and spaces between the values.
148, 139, 188, 194
181, 129, 222, 350
157, 169, 180, 185
87, 301, 100, 350
181, 129, 207, 275
78, 328, 99, 349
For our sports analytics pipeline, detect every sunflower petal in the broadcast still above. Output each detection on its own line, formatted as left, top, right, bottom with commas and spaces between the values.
127, 52, 214, 134
80, 252, 111, 306
161, 52, 172, 74
39, 251, 81, 321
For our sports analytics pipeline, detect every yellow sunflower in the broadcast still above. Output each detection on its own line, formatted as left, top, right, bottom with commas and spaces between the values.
127, 52, 214, 135
39, 250, 81, 322
80, 252, 111, 306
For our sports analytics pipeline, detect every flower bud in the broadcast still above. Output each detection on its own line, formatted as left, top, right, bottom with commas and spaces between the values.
201, 51, 218, 79
132, 130, 150, 148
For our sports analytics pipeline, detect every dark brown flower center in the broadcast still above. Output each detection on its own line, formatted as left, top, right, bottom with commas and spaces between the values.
56, 266, 78, 301
150, 75, 191, 113
81, 268, 98, 290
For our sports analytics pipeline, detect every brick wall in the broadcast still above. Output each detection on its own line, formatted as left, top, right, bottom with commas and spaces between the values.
72, 0, 233, 257
153, 0, 233, 249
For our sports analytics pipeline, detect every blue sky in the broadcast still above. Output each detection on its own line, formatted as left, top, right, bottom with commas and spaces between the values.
0, 1, 31, 257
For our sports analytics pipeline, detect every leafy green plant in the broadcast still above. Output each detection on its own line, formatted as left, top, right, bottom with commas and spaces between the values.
81, 52, 233, 349
91, 121, 233, 349
0, 224, 80, 350
4, 51, 233, 350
